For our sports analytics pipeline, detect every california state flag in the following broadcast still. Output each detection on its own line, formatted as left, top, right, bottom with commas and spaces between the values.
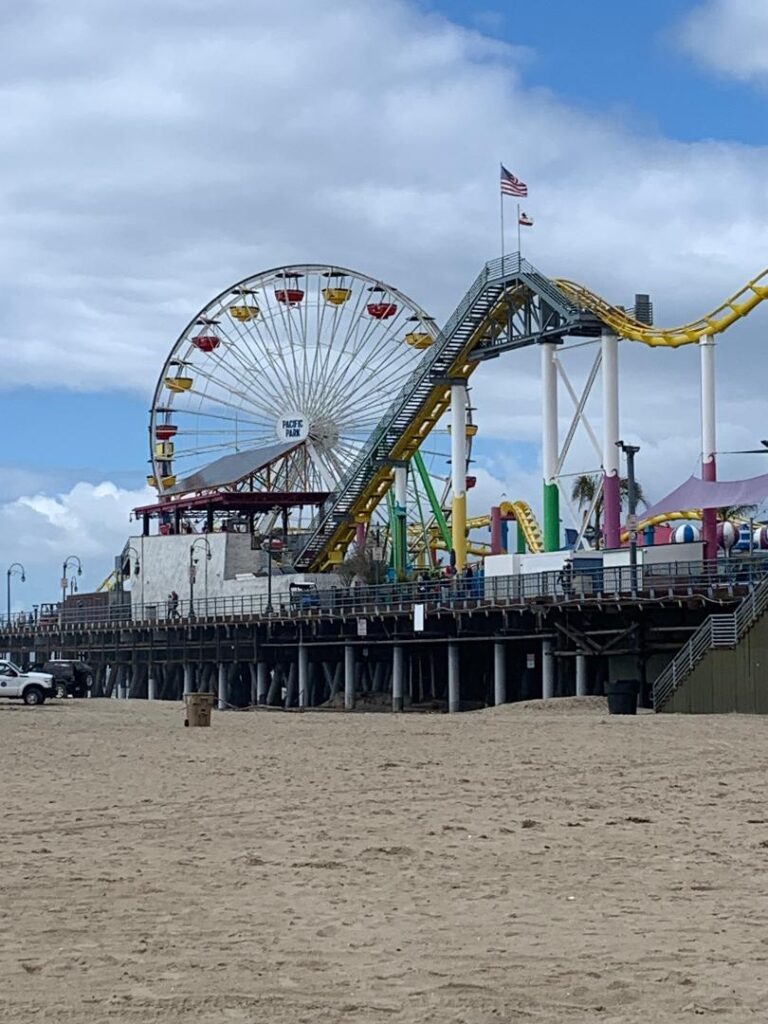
518, 211, 534, 226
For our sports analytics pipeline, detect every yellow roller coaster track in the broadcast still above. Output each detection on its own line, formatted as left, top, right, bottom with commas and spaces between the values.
555, 268, 768, 348
499, 500, 544, 554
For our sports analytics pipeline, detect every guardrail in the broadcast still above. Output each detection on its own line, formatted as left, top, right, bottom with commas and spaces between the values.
4, 558, 768, 633
652, 572, 768, 710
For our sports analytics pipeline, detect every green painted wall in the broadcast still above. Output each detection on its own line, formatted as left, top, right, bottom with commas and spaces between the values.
663, 613, 768, 714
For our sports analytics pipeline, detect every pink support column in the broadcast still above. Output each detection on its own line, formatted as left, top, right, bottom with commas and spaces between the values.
355, 521, 367, 551
490, 506, 503, 555
700, 336, 717, 560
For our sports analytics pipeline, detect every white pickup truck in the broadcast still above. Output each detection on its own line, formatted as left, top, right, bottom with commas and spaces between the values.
0, 660, 56, 705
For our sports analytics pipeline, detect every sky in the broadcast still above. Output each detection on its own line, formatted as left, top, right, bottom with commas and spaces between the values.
4, 0, 768, 609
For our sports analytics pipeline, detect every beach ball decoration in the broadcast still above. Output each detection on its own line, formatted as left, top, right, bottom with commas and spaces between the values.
753, 526, 768, 550
673, 523, 701, 544
717, 521, 740, 551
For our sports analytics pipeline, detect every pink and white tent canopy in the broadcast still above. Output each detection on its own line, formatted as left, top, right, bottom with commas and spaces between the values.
641, 473, 768, 522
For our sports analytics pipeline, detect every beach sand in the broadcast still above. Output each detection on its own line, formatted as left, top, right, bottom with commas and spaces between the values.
2, 697, 768, 1022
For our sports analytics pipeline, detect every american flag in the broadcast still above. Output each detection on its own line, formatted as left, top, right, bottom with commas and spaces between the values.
500, 165, 528, 197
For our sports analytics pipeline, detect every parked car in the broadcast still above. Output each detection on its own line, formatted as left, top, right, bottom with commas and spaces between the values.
0, 660, 56, 705
42, 659, 93, 699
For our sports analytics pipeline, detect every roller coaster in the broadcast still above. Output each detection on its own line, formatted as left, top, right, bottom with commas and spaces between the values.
293, 257, 768, 570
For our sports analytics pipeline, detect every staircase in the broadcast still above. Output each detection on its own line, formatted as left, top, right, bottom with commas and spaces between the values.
652, 574, 768, 711
295, 256, 579, 571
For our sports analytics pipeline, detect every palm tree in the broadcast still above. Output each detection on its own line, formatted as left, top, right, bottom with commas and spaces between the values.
571, 473, 646, 544
717, 504, 757, 522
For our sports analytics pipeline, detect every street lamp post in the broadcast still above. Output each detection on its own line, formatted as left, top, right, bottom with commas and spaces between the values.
189, 537, 212, 618
6, 563, 26, 626
61, 555, 82, 619
617, 441, 640, 595
121, 544, 143, 609
263, 505, 283, 615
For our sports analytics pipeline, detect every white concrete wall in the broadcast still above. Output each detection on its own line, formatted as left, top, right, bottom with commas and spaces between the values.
482, 554, 519, 578
517, 551, 571, 576
125, 533, 341, 614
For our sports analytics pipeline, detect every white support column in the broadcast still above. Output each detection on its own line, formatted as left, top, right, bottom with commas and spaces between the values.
217, 663, 227, 711
256, 662, 268, 706
448, 642, 460, 713
392, 645, 404, 712
541, 639, 554, 700
394, 465, 407, 509
575, 654, 587, 697
451, 384, 468, 571
541, 342, 560, 551
183, 663, 194, 697
298, 645, 309, 708
601, 329, 621, 549
493, 641, 506, 706
147, 673, 157, 701
344, 645, 355, 710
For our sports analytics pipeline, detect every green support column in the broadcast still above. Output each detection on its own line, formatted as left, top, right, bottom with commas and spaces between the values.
543, 481, 560, 552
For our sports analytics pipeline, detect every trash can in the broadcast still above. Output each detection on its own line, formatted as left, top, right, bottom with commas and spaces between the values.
185, 692, 215, 727
604, 679, 639, 715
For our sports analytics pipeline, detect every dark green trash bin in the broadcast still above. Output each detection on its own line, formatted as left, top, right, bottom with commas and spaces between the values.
604, 679, 639, 715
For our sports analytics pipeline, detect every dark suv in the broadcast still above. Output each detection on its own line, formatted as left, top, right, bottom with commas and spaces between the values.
42, 659, 93, 699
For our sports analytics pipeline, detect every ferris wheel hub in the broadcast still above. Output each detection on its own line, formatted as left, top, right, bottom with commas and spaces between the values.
276, 412, 309, 442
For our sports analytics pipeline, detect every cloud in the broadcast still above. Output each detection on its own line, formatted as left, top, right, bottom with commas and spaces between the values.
3, 0, 768, 400
5, 0, 768, 600
0, 480, 152, 609
676, 0, 768, 82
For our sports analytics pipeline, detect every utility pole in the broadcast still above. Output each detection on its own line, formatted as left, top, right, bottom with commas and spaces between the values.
617, 441, 640, 594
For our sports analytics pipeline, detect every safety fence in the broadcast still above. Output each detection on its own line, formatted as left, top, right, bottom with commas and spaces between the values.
4, 558, 768, 633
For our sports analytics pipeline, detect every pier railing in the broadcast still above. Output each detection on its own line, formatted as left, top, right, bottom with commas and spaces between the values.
5, 558, 768, 634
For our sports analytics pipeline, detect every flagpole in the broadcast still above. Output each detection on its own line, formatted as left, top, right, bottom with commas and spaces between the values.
500, 163, 505, 277
517, 202, 522, 261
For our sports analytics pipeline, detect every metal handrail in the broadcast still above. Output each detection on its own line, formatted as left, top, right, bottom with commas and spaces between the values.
5, 558, 768, 635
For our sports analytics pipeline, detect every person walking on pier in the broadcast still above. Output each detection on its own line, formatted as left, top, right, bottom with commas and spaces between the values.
168, 590, 180, 619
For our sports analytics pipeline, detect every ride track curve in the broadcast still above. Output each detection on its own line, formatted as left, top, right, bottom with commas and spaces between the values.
555, 267, 768, 348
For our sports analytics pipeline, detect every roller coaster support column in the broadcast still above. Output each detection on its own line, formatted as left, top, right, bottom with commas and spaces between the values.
491, 506, 503, 555
355, 521, 366, 551
394, 464, 408, 579
451, 384, 468, 571
602, 329, 621, 549
541, 342, 560, 550
700, 335, 717, 560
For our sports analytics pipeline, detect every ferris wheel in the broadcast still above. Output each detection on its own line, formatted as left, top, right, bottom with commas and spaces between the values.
148, 264, 463, 540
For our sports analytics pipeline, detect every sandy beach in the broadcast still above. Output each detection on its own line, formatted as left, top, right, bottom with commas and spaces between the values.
2, 698, 768, 1023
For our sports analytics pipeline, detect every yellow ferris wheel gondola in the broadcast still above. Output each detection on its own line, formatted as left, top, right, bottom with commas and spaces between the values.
165, 376, 193, 393
322, 270, 353, 306
229, 304, 260, 321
